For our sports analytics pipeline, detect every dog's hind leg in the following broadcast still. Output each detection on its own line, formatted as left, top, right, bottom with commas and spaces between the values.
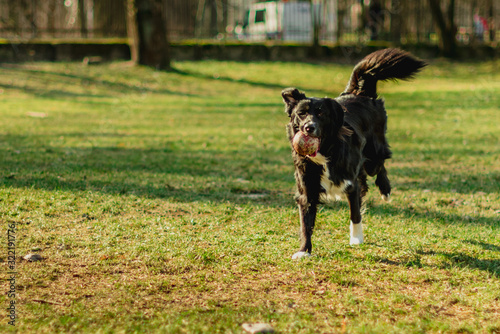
347, 182, 364, 245
375, 165, 391, 202
359, 171, 368, 199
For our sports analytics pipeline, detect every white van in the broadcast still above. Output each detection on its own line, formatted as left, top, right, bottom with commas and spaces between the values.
244, 1, 315, 42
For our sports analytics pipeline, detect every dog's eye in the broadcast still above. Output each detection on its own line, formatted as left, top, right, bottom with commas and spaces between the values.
296, 110, 307, 116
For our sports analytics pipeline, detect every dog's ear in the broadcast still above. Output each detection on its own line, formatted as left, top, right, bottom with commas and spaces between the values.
282, 88, 306, 116
324, 98, 353, 140
324, 98, 344, 127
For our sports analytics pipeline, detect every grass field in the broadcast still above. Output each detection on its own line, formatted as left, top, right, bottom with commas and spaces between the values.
1, 57, 499, 333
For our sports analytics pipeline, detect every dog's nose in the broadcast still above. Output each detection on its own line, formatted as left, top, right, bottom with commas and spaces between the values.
305, 125, 316, 135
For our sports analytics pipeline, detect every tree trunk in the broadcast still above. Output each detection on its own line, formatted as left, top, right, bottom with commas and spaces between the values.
127, 0, 139, 64
428, 0, 457, 58
309, 0, 320, 56
127, 0, 171, 70
79, 0, 87, 38
195, 0, 206, 38
487, 0, 495, 42
390, 0, 402, 43
336, 4, 344, 42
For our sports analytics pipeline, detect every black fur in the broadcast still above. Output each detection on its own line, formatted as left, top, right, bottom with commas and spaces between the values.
282, 48, 426, 257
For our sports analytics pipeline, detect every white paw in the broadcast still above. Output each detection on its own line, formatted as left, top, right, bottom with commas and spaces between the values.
292, 251, 311, 260
381, 194, 391, 202
349, 221, 363, 245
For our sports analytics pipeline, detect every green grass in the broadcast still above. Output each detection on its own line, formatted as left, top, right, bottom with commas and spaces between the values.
1, 58, 499, 333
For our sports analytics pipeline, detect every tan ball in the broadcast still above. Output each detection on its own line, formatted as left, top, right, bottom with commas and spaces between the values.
292, 132, 320, 156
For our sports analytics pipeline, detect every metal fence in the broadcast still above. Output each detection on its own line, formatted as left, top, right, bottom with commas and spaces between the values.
0, 0, 497, 44
0, 0, 127, 39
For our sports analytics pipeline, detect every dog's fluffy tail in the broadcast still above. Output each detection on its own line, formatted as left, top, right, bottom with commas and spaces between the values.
343, 48, 427, 98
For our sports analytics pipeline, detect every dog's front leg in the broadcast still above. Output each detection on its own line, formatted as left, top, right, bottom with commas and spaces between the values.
292, 161, 322, 259
292, 202, 317, 259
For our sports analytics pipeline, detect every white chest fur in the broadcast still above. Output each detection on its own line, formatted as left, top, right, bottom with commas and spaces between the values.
308, 153, 352, 201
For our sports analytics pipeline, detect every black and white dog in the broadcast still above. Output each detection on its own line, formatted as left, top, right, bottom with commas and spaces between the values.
282, 48, 426, 259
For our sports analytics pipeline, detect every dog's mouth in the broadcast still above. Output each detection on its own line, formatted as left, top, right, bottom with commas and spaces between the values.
309, 151, 318, 157
308, 143, 320, 157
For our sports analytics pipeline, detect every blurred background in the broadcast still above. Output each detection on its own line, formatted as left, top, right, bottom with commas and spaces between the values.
0, 0, 498, 62
0, 0, 497, 44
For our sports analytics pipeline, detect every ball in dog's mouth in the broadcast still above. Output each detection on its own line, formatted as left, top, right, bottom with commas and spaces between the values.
292, 132, 320, 157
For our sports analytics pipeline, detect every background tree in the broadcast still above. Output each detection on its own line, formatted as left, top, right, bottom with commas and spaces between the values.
307, 0, 321, 56
428, 0, 457, 57
127, 0, 171, 70
487, 0, 495, 42
195, 0, 227, 38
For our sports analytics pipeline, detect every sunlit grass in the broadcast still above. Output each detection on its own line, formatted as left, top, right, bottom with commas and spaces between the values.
0, 58, 499, 333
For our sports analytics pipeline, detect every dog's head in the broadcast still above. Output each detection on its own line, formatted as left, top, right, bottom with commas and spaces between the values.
282, 88, 346, 140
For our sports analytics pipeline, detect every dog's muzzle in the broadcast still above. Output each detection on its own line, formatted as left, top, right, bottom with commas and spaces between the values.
303, 122, 319, 138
